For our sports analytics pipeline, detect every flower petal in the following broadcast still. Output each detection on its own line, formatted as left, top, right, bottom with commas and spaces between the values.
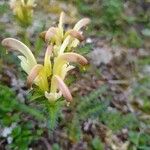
53, 52, 88, 76
1, 38, 37, 73
45, 27, 57, 43
58, 11, 65, 29
69, 30, 84, 42
45, 91, 62, 101
61, 64, 75, 80
59, 36, 70, 54
59, 52, 88, 65
44, 45, 53, 77
54, 75, 72, 102
27, 0, 36, 6
74, 18, 90, 31
21, 0, 25, 5
27, 64, 43, 88
18, 55, 31, 73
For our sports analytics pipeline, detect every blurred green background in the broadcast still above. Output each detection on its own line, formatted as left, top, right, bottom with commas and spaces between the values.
0, 0, 150, 150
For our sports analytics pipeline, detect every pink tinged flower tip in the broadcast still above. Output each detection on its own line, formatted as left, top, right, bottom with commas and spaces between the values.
1, 38, 20, 50
1, 38, 37, 73
46, 45, 53, 55
61, 52, 88, 66
69, 30, 85, 42
54, 75, 72, 102
1, 38, 36, 62
27, 64, 43, 88
74, 18, 91, 31
44, 45, 53, 60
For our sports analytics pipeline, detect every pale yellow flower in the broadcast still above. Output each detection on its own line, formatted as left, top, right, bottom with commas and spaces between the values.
9, 0, 36, 26
1, 39, 87, 102
45, 12, 90, 55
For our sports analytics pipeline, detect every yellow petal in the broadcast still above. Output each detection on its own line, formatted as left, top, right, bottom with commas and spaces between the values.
45, 91, 62, 101
27, 64, 43, 88
18, 55, 32, 73
74, 18, 90, 31
58, 11, 65, 29
54, 75, 72, 102
44, 45, 53, 77
35, 70, 49, 91
60, 64, 75, 80
68, 39, 79, 50
58, 12, 65, 40
53, 52, 88, 76
1, 38, 37, 73
59, 36, 70, 54
59, 30, 84, 54
21, 0, 25, 5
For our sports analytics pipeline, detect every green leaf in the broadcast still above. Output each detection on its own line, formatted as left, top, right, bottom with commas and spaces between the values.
92, 136, 104, 150
129, 131, 140, 146
67, 114, 82, 142
52, 143, 62, 150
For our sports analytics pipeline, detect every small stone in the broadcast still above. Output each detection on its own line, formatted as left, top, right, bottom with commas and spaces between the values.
86, 38, 92, 44
7, 136, 13, 144
89, 47, 113, 66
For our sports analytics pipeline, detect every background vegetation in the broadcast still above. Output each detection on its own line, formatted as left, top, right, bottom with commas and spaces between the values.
0, 0, 150, 149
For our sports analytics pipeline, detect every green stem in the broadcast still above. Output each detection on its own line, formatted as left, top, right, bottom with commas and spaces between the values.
46, 101, 62, 131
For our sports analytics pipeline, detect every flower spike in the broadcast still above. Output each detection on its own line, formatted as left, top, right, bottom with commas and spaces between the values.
1, 12, 90, 103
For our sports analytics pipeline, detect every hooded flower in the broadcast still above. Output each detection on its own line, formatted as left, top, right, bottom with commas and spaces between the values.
1, 12, 90, 103
43, 12, 90, 55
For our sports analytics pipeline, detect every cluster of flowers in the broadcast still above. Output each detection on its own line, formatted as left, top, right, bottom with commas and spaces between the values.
2, 12, 90, 103
9, 0, 36, 26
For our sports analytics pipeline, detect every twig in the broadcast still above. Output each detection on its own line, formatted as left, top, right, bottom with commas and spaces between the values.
108, 80, 129, 85
40, 137, 51, 150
